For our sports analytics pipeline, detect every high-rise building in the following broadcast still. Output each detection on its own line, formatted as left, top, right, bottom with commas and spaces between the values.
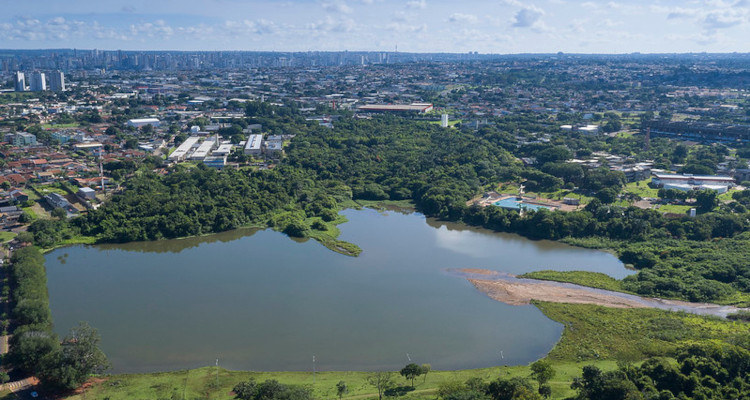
49, 70, 66, 91
30, 71, 46, 91
14, 71, 26, 92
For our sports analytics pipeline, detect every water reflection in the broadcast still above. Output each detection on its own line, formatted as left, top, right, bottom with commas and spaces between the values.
46, 209, 627, 373
94, 227, 261, 254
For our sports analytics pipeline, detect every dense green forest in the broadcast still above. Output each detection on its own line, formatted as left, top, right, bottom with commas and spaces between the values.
437, 343, 750, 400
25, 106, 750, 305
8, 247, 109, 391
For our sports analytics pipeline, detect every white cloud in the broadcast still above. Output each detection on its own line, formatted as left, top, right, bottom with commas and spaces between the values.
385, 22, 426, 32
652, 3, 749, 31
322, 1, 354, 14
601, 18, 623, 28
176, 24, 215, 40
223, 19, 278, 36
130, 20, 175, 39
0, 16, 139, 42
405, 0, 426, 10
569, 19, 586, 34
448, 13, 478, 23
392, 11, 410, 22
668, 8, 700, 19
512, 5, 544, 28
306, 16, 357, 34
703, 10, 745, 29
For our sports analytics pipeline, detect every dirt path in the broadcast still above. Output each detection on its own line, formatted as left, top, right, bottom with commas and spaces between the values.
459, 269, 747, 317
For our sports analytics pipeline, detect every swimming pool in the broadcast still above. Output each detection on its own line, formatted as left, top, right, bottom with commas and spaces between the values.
493, 197, 555, 211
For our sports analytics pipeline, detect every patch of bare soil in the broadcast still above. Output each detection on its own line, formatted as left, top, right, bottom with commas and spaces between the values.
72, 377, 108, 395
466, 278, 648, 308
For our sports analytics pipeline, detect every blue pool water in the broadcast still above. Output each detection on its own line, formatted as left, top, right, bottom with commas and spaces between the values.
493, 197, 555, 211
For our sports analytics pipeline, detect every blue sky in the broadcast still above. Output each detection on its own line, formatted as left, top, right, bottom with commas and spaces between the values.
2, 0, 750, 53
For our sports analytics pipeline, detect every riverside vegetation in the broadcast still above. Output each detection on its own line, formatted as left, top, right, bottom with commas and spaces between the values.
9, 103, 750, 397
29, 105, 750, 304
5, 247, 109, 392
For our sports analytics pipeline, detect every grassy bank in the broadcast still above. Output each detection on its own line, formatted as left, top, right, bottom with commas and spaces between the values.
304, 213, 361, 256
518, 270, 631, 293
536, 302, 750, 362
61, 361, 622, 400
60, 301, 750, 400
341, 199, 417, 213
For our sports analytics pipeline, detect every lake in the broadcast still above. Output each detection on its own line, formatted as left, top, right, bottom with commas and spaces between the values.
45, 208, 628, 373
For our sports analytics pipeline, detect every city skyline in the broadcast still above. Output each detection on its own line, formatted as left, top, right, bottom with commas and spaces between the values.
1, 0, 750, 54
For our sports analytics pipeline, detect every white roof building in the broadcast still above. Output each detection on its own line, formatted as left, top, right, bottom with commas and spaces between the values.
213, 144, 234, 156
244, 134, 263, 155
169, 136, 200, 161
127, 118, 161, 128
578, 125, 599, 134
190, 138, 217, 160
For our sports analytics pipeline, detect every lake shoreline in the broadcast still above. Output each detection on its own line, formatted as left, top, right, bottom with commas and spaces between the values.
47, 208, 627, 374
461, 268, 748, 318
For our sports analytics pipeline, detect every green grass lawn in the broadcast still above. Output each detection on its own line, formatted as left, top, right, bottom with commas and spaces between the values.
24, 190, 42, 202
622, 178, 658, 198
497, 183, 595, 205
34, 185, 69, 196
22, 206, 39, 220
519, 270, 630, 293
655, 204, 691, 214
536, 190, 594, 205
63, 361, 622, 400
0, 231, 16, 243
54, 234, 98, 248
718, 189, 739, 203
615, 131, 635, 138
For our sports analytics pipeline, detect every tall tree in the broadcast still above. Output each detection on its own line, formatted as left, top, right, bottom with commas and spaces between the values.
233, 379, 257, 400
530, 360, 555, 386
695, 189, 719, 213
400, 363, 423, 387
336, 381, 348, 400
367, 371, 394, 400
421, 363, 432, 383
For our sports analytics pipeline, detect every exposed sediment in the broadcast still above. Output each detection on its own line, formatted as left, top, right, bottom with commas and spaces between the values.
459, 268, 747, 317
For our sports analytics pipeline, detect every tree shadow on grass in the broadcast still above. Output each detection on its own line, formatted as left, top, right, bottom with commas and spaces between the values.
385, 386, 415, 397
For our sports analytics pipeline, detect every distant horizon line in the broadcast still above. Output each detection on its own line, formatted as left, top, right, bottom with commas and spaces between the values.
2, 48, 750, 56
